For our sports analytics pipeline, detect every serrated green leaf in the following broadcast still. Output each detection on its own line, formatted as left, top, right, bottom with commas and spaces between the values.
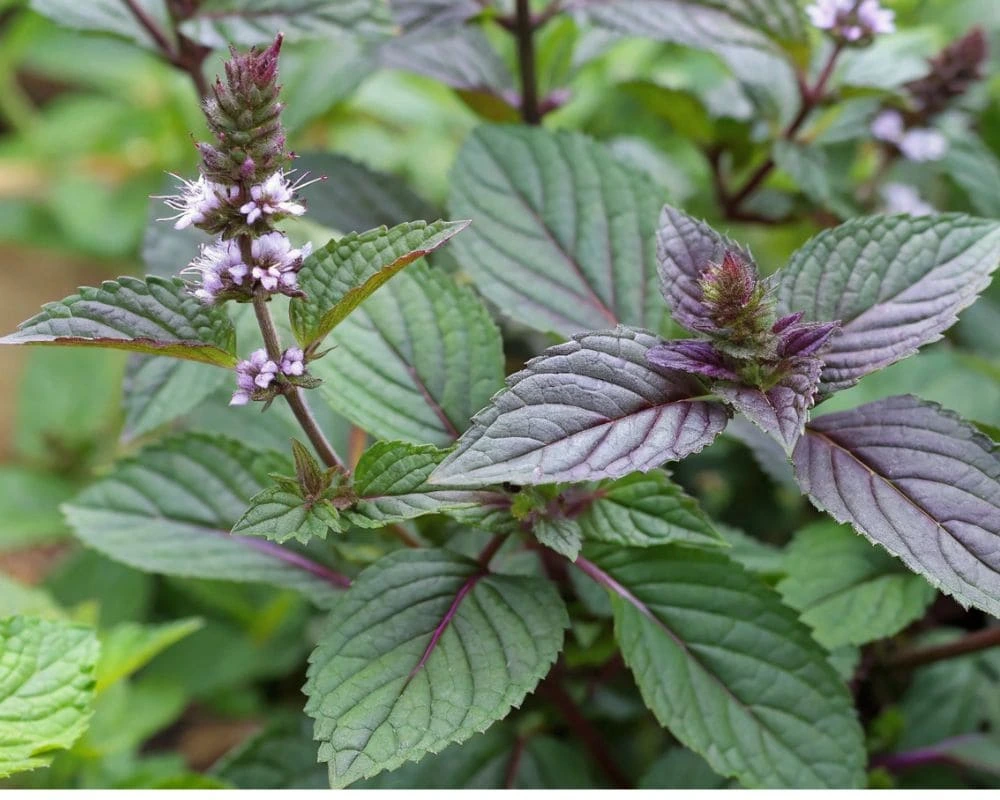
640, 747, 729, 789
0, 616, 100, 778
212, 714, 328, 789
578, 471, 723, 548
123, 357, 230, 440
534, 518, 584, 560
777, 521, 935, 649
312, 263, 504, 445
232, 485, 345, 545
584, 545, 866, 788
94, 618, 204, 693
0, 276, 238, 367
448, 125, 667, 337
347, 440, 503, 528
179, 0, 393, 47
304, 549, 569, 787
62, 433, 348, 607
290, 219, 470, 349
0, 577, 62, 620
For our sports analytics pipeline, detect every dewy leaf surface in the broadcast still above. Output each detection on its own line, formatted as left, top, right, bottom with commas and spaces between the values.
0, 276, 238, 367
312, 264, 504, 445
304, 549, 568, 787
0, 617, 100, 778
777, 521, 935, 649
776, 214, 1000, 395
448, 125, 667, 336
431, 327, 730, 487
62, 434, 347, 607
583, 545, 865, 788
290, 220, 469, 349
793, 395, 1000, 617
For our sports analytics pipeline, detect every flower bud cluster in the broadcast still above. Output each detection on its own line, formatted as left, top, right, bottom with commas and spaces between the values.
231, 347, 308, 406
870, 109, 949, 163
806, 0, 894, 44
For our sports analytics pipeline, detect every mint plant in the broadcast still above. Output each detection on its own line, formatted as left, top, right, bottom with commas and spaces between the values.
3, 0, 1000, 791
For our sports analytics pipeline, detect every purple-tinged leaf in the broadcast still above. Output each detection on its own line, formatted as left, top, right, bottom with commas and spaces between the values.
793, 395, 1000, 617
718, 358, 822, 453
656, 205, 752, 334
646, 339, 739, 380
777, 319, 840, 358
776, 214, 1000, 395
431, 327, 731, 487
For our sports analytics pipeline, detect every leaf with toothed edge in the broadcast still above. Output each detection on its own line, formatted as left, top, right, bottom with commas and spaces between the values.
448, 125, 667, 337
792, 395, 1000, 617
430, 327, 731, 488
232, 486, 346, 545
776, 214, 1000, 396
290, 220, 470, 350
311, 263, 505, 446
0, 276, 238, 367
304, 548, 569, 787
61, 433, 347, 607
582, 545, 866, 788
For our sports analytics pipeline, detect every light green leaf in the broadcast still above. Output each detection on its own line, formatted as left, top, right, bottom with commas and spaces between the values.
95, 618, 205, 693
313, 264, 504, 445
179, 0, 393, 47
0, 577, 62, 620
290, 219, 470, 349
0, 467, 76, 551
448, 125, 667, 337
62, 433, 348, 607
578, 471, 723, 549
0, 276, 238, 367
777, 521, 935, 649
586, 545, 865, 788
0, 616, 100, 778
304, 549, 569, 787
347, 440, 501, 528
232, 485, 345, 545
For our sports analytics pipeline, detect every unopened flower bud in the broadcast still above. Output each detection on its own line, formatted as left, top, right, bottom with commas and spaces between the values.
806, 0, 894, 43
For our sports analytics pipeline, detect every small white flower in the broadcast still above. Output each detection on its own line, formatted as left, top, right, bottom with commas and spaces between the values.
806, 0, 894, 40
881, 183, 936, 216
899, 128, 949, 162
239, 171, 308, 225
183, 239, 248, 303
231, 349, 279, 406
159, 174, 228, 230
250, 232, 311, 293
856, 0, 895, 36
871, 109, 904, 143
280, 347, 305, 377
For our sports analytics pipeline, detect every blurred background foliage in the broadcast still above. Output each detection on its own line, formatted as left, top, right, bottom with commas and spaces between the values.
1, 0, 999, 788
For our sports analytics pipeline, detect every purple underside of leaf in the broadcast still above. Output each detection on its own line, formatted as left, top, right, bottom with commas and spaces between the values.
646, 339, 739, 381
793, 394, 1000, 617
430, 327, 731, 487
716, 358, 822, 453
656, 204, 751, 333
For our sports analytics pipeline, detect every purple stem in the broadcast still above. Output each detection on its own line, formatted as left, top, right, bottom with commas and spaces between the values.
870, 735, 980, 773
233, 532, 351, 588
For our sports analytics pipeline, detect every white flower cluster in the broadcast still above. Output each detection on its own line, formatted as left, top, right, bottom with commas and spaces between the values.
806, 0, 894, 42
162, 170, 308, 231
182, 232, 310, 303
870, 109, 949, 162
231, 347, 307, 406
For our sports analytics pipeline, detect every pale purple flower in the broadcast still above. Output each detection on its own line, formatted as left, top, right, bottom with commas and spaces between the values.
280, 347, 305, 377
231, 349, 279, 406
183, 239, 249, 303
881, 183, 936, 216
870, 109, 904, 143
159, 174, 230, 230
239, 171, 307, 225
899, 128, 949, 162
250, 232, 311, 293
806, 0, 894, 41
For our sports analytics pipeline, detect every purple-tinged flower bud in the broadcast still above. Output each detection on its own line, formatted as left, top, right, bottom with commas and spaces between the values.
182, 239, 249, 304
898, 128, 948, 162
157, 174, 230, 230
870, 109, 904, 143
697, 250, 772, 349
280, 347, 305, 377
771, 312, 804, 335
231, 348, 279, 405
905, 28, 988, 121
250, 232, 311, 296
806, 0, 894, 43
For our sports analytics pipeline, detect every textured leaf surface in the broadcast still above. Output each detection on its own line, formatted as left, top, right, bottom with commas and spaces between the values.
432, 327, 730, 487
179, 0, 393, 46
448, 125, 666, 336
390, 0, 480, 29
777, 521, 935, 649
0, 276, 237, 367
232, 486, 343, 545
291, 220, 469, 348
62, 434, 347, 607
793, 395, 1000, 617
347, 441, 501, 528
578, 471, 722, 548
585, 545, 865, 788
95, 618, 204, 693
0, 617, 100, 778
212, 714, 328, 789
29, 0, 170, 49
313, 264, 504, 445
382, 27, 514, 93
123, 357, 229, 439
304, 549, 568, 787
776, 215, 1000, 395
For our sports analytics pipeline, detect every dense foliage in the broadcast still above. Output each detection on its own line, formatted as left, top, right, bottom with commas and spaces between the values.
1, 0, 1000, 790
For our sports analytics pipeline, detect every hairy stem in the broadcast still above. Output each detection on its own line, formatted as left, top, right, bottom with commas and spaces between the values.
887, 626, 1000, 670
251, 290, 347, 472
514, 0, 541, 125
